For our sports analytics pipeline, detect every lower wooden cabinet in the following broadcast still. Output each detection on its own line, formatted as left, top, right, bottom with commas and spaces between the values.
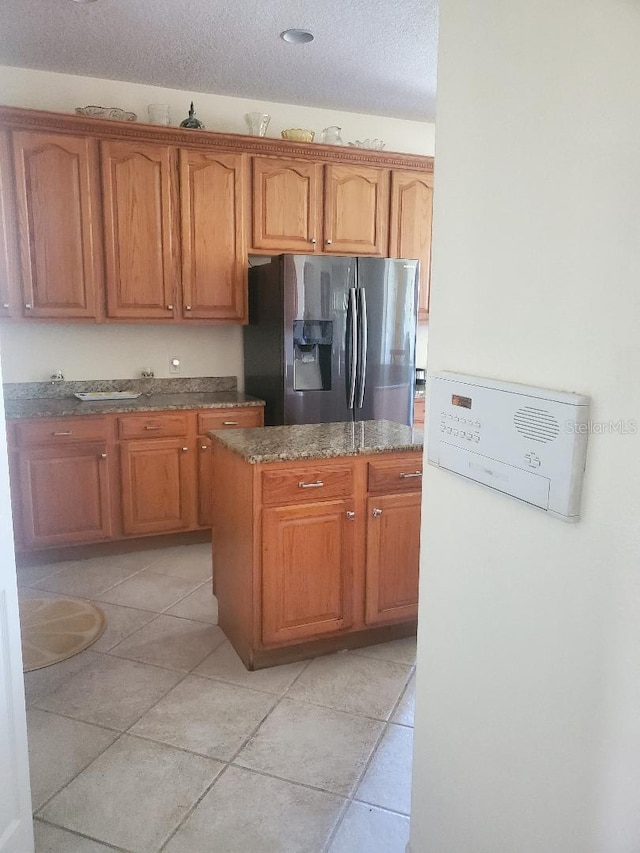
120, 438, 194, 536
365, 492, 421, 625
8, 404, 264, 551
262, 499, 354, 644
212, 446, 422, 668
15, 442, 111, 549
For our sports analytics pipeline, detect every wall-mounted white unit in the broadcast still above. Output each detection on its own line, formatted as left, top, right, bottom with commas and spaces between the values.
427, 372, 590, 521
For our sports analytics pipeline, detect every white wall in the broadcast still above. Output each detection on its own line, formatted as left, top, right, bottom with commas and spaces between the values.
0, 65, 434, 383
411, 2, 640, 852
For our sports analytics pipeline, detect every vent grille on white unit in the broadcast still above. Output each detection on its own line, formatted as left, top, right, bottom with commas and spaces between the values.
513, 406, 560, 443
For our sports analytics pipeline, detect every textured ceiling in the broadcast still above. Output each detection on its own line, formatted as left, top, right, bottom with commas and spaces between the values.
0, 0, 438, 121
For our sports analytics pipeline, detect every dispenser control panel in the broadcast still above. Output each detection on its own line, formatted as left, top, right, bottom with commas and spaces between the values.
427, 372, 590, 521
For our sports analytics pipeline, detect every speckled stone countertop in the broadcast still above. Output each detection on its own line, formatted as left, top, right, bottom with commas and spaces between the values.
208, 419, 423, 464
2, 378, 264, 420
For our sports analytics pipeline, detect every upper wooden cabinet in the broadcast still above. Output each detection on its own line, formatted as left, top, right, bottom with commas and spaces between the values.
390, 169, 434, 322
251, 159, 390, 257
101, 140, 176, 320
251, 157, 321, 253
323, 164, 389, 256
0, 132, 18, 318
180, 150, 247, 321
12, 130, 102, 319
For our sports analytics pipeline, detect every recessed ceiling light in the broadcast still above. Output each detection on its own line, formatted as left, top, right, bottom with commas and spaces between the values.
280, 29, 314, 44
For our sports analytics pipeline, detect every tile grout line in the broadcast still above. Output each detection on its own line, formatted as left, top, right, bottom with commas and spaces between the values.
33, 816, 135, 852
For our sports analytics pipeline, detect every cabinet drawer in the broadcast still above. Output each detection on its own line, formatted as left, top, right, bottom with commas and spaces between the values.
368, 457, 423, 494
15, 417, 109, 447
118, 413, 189, 440
262, 465, 353, 506
198, 408, 263, 433
413, 397, 425, 428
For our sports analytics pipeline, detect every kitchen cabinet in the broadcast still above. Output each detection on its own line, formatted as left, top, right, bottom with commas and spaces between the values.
180, 150, 248, 321
413, 395, 425, 428
389, 169, 434, 322
251, 157, 322, 253
211, 440, 422, 669
11, 416, 112, 549
0, 132, 18, 318
12, 130, 103, 319
196, 408, 264, 527
7, 404, 264, 552
323, 164, 389, 256
101, 139, 177, 320
251, 159, 389, 257
262, 498, 354, 644
365, 492, 421, 625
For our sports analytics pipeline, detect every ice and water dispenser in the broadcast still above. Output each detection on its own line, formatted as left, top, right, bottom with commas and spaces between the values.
293, 320, 333, 391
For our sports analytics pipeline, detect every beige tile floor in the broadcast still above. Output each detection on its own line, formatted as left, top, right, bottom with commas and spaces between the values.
18, 543, 415, 853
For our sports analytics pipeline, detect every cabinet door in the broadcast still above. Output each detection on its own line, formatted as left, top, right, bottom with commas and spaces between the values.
0, 132, 19, 318
323, 164, 389, 255
12, 131, 102, 319
252, 158, 321, 252
120, 438, 194, 536
197, 436, 213, 527
389, 170, 434, 322
102, 140, 176, 319
262, 499, 354, 644
180, 150, 247, 321
16, 443, 111, 548
365, 492, 421, 625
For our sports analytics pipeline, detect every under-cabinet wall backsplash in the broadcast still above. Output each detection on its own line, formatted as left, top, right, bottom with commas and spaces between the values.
0, 324, 245, 387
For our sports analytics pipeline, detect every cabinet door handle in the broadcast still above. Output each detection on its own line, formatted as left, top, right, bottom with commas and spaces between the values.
222, 421, 239, 426
399, 471, 422, 479
325, 239, 332, 245
167, 304, 174, 311
346, 511, 355, 520
310, 238, 317, 245
298, 480, 324, 489
181, 446, 189, 452
201, 444, 209, 451
24, 303, 32, 309
2, 303, 9, 309
52, 430, 72, 436
144, 425, 162, 431
100, 452, 107, 459
372, 507, 383, 517
185, 305, 192, 311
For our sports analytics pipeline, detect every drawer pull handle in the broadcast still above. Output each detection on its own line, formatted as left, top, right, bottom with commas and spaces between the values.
346, 511, 355, 520
222, 421, 239, 425
181, 446, 189, 452
201, 444, 209, 451
298, 480, 324, 489
372, 507, 383, 517
144, 425, 162, 431
2, 303, 9, 309
399, 471, 422, 479
100, 453, 107, 459
52, 430, 72, 436
24, 303, 32, 309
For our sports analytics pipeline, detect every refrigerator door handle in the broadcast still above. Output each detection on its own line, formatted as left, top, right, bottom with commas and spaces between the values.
346, 286, 358, 409
356, 287, 368, 408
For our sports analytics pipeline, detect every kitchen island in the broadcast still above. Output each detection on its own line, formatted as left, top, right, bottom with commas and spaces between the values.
209, 420, 423, 669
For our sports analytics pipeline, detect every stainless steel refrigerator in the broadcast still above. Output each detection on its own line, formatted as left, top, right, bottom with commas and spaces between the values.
243, 254, 419, 426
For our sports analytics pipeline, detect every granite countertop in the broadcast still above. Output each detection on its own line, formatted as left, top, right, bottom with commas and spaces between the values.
4, 391, 265, 420
208, 419, 423, 464
2, 377, 265, 419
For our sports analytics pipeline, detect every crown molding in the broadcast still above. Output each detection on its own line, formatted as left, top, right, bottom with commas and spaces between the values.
0, 105, 434, 172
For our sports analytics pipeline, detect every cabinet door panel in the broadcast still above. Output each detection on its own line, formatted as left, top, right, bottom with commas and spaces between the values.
120, 439, 194, 535
390, 170, 434, 322
198, 436, 213, 527
323, 164, 389, 255
252, 158, 321, 252
102, 140, 175, 319
262, 499, 353, 644
365, 492, 421, 625
180, 150, 247, 320
12, 131, 101, 318
0, 132, 19, 318
17, 443, 111, 548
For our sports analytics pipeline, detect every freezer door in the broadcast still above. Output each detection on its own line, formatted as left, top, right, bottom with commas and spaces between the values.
282, 255, 357, 424
355, 258, 419, 426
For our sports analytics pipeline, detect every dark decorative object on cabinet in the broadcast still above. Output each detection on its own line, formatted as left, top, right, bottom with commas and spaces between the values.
180, 102, 205, 129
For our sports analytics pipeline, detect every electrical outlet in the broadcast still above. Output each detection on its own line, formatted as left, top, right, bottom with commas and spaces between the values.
169, 357, 180, 375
